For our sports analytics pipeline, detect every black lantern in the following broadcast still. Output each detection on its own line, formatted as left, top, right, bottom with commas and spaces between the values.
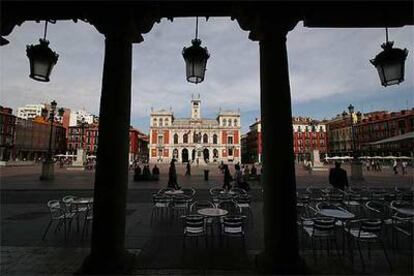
26, 21, 59, 82
370, 28, 408, 87
348, 104, 354, 114
182, 17, 210, 84
58, 107, 65, 117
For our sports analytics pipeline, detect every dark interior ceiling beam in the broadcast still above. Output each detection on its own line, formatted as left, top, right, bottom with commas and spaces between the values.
1, 1, 413, 39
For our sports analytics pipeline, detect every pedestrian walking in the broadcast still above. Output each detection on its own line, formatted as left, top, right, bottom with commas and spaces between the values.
393, 159, 398, 174
168, 159, 181, 190
185, 162, 191, 176
402, 161, 407, 175
222, 164, 232, 191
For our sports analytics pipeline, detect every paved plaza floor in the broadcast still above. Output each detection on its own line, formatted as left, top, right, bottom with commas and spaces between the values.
0, 163, 412, 275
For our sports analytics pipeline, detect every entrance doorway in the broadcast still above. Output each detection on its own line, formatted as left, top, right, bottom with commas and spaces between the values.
182, 148, 189, 163
203, 148, 209, 163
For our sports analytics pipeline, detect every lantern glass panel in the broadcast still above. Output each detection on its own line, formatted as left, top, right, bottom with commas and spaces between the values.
31, 57, 54, 81
382, 61, 403, 86
185, 58, 206, 83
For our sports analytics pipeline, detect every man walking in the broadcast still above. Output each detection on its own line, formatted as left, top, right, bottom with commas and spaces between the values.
329, 162, 349, 191
185, 161, 191, 176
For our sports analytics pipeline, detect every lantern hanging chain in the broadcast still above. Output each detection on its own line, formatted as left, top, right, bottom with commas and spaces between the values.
43, 20, 48, 40
195, 16, 199, 39
385, 27, 389, 43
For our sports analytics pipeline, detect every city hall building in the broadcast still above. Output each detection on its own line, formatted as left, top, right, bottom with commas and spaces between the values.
149, 96, 241, 164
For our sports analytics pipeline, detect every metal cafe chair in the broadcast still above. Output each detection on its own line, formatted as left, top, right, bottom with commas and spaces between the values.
303, 217, 339, 262
234, 194, 254, 225
62, 195, 87, 232
42, 200, 76, 241
171, 195, 192, 220
390, 200, 414, 250
344, 218, 391, 271
221, 215, 246, 248
81, 202, 93, 240
150, 194, 171, 225
182, 215, 207, 248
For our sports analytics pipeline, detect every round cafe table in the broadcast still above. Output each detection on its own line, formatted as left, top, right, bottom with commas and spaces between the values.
318, 208, 355, 219
72, 197, 93, 205
164, 190, 184, 196
394, 207, 414, 216
197, 208, 228, 217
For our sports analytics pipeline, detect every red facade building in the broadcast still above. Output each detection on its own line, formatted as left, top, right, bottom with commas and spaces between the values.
0, 106, 17, 161
13, 116, 66, 160
68, 124, 149, 161
241, 117, 327, 163
355, 109, 414, 156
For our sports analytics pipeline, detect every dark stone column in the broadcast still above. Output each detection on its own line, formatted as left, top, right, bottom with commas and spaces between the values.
257, 29, 304, 273
82, 33, 133, 273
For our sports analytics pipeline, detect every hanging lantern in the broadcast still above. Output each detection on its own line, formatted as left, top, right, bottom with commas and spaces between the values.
182, 17, 210, 84
370, 28, 408, 87
26, 21, 59, 82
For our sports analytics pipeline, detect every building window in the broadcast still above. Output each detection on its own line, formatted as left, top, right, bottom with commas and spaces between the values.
213, 134, 218, 144
213, 149, 218, 158
153, 118, 157, 127
173, 149, 178, 159
228, 120, 231, 127
203, 134, 208, 143
234, 119, 237, 126
228, 136, 233, 144
319, 126, 323, 132
183, 133, 188, 143
223, 119, 226, 126
173, 133, 178, 144
159, 118, 163, 127
157, 135, 163, 144
228, 148, 233, 156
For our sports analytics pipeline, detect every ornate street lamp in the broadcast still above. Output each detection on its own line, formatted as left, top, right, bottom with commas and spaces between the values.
370, 28, 408, 87
26, 21, 59, 82
182, 17, 210, 84
40, 100, 64, 180
347, 104, 363, 181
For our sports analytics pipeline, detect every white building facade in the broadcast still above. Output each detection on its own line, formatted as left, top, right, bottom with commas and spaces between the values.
17, 104, 45, 120
149, 96, 241, 164
69, 109, 95, 127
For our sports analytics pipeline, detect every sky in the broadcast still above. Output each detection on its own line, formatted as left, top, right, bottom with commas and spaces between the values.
1, 17, 413, 134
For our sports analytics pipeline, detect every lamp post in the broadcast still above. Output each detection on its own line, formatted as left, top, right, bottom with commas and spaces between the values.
348, 104, 363, 181
40, 100, 64, 180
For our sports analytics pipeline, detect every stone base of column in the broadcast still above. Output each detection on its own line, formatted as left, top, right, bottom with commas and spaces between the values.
39, 160, 55, 181
255, 251, 306, 274
350, 160, 364, 181
79, 250, 135, 275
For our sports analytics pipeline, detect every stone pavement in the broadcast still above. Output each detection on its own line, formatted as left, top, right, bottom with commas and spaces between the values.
1, 164, 413, 275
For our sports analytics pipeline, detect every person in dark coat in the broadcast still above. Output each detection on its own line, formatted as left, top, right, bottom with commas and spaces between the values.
168, 159, 180, 189
222, 164, 233, 191
329, 162, 349, 190
134, 165, 142, 181
185, 162, 191, 176
152, 165, 160, 180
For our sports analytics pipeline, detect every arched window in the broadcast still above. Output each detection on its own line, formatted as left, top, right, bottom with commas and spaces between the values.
213, 134, 218, 144
153, 118, 157, 127
173, 149, 178, 159
228, 119, 231, 126
213, 149, 218, 158
234, 119, 238, 126
183, 133, 188, 143
173, 133, 178, 144
164, 118, 169, 126
223, 119, 226, 126
203, 134, 208, 143
159, 118, 163, 127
